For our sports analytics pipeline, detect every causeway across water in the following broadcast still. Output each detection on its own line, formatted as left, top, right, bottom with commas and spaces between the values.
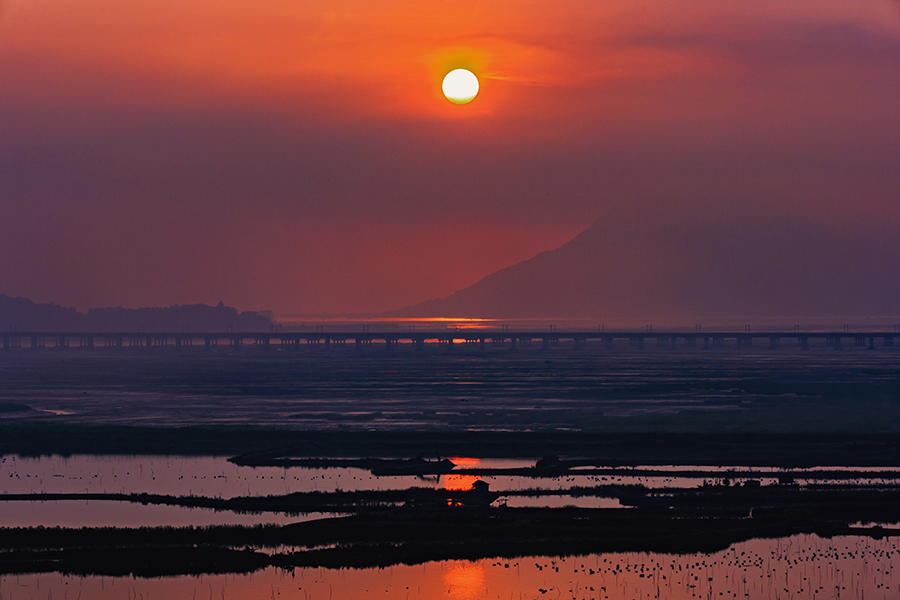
3, 329, 899, 350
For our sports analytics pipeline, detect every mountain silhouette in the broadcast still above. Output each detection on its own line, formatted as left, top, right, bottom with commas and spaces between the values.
393, 205, 900, 319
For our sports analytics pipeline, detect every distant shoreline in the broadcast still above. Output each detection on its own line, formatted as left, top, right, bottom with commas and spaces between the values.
2, 425, 900, 466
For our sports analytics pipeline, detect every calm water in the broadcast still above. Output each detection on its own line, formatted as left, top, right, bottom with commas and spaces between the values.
1, 534, 896, 600
0, 455, 649, 526
6, 454, 900, 527
2, 348, 900, 430
0, 500, 332, 528
4, 455, 895, 498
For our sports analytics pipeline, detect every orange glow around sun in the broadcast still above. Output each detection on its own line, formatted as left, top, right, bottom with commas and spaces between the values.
4, 0, 889, 152
0, 0, 730, 127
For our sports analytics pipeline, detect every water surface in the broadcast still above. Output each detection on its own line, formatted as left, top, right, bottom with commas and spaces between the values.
1, 534, 895, 600
2, 348, 899, 431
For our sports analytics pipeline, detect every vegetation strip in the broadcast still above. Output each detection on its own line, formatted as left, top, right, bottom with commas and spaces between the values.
0, 505, 897, 576
4, 425, 900, 467
2, 483, 900, 575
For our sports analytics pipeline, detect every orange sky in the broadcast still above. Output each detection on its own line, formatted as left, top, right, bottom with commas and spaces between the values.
1, 0, 899, 314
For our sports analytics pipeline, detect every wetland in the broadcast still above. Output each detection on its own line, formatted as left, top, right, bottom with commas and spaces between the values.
2, 347, 900, 597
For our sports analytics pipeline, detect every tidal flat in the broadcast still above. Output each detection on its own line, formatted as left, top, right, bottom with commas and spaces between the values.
1, 344, 900, 434
1, 347, 900, 597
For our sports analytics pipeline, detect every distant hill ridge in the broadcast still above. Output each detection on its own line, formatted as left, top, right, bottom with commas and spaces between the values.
0, 295, 274, 332
391, 205, 900, 319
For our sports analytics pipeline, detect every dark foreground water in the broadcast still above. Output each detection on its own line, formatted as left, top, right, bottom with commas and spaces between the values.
1, 534, 896, 600
2, 346, 900, 432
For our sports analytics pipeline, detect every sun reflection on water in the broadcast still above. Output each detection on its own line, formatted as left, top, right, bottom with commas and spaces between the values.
440, 457, 481, 491
442, 560, 486, 600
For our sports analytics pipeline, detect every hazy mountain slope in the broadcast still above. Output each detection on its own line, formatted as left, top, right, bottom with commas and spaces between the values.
393, 206, 900, 319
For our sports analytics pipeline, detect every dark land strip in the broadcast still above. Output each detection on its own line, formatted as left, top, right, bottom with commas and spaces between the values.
5, 426, 900, 467
229, 455, 900, 481
2, 484, 900, 575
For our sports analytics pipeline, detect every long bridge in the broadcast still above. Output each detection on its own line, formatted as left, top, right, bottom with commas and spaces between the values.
2, 329, 899, 351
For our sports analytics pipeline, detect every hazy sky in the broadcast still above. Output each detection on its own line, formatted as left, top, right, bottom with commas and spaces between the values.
1, 0, 899, 314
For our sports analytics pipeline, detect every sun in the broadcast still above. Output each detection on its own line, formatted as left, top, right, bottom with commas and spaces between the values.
442, 69, 479, 104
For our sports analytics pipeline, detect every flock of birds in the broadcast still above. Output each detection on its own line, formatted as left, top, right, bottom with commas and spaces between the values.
3, 536, 896, 600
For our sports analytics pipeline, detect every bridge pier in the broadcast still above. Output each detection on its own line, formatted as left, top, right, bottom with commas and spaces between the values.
885, 336, 895, 347
800, 336, 809, 350
869, 336, 876, 350
768, 336, 780, 349
702, 336, 710, 350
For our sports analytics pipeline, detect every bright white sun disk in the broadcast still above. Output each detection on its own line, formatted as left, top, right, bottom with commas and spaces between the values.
442, 69, 479, 104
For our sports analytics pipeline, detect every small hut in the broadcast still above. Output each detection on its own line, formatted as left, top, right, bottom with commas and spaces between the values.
471, 480, 491, 493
